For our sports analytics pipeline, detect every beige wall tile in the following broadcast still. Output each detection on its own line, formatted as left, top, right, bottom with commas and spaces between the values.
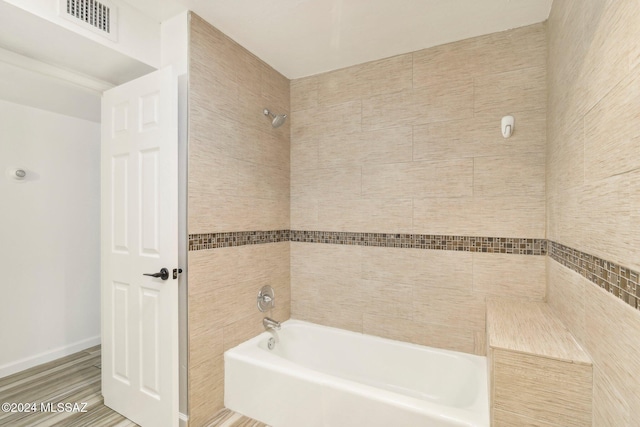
318, 126, 413, 168
584, 71, 640, 182
413, 109, 546, 162
291, 76, 318, 112
584, 283, 640, 414
416, 323, 477, 355
189, 193, 290, 234
361, 313, 417, 343
292, 166, 361, 200
236, 125, 290, 169
413, 288, 486, 331
474, 154, 545, 198
492, 349, 592, 427
188, 354, 224, 427
291, 242, 362, 281
317, 54, 412, 105
413, 79, 474, 125
290, 273, 365, 333
362, 314, 476, 354
476, 195, 546, 239
235, 242, 290, 283
316, 66, 361, 106
223, 311, 266, 352
592, 366, 630, 427
356, 54, 414, 98
579, 174, 630, 267
317, 197, 414, 233
290, 196, 318, 230
546, 258, 586, 344
628, 170, 640, 272
362, 159, 473, 199
412, 197, 478, 236
289, 269, 316, 320
474, 331, 487, 357
361, 246, 473, 292
291, 100, 362, 140
362, 279, 413, 320
413, 23, 546, 88
493, 409, 559, 427
473, 253, 545, 300
188, 247, 238, 291
302, 305, 363, 333
236, 160, 289, 201
291, 136, 318, 172
579, 1, 636, 114
474, 66, 546, 115
546, 118, 584, 194
189, 327, 223, 372
361, 90, 415, 131
412, 37, 478, 88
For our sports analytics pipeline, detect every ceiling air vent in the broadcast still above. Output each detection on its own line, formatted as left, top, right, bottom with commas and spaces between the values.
59, 0, 118, 41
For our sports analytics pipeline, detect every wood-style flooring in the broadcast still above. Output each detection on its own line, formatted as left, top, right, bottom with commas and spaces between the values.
0, 347, 266, 427
0, 346, 136, 427
206, 409, 268, 427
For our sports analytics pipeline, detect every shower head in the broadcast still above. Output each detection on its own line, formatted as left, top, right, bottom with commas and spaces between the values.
263, 108, 287, 128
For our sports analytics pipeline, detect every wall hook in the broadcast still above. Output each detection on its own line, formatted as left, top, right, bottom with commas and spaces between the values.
502, 115, 515, 138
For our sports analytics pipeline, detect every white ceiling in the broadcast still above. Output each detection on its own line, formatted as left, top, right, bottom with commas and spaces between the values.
0, 1, 155, 85
134, 0, 552, 79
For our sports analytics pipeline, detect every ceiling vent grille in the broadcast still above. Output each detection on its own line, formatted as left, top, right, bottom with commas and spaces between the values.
59, 0, 118, 41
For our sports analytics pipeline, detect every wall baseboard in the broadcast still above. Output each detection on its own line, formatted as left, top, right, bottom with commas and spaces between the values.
0, 335, 101, 379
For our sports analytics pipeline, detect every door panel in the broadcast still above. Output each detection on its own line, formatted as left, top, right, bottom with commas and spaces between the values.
101, 66, 178, 427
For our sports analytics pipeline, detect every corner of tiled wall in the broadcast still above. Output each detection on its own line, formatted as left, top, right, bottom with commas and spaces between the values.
187, 13, 290, 426
546, 1, 640, 425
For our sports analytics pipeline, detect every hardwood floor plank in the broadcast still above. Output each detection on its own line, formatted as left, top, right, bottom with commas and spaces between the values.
0, 347, 139, 427
0, 352, 93, 390
1, 347, 263, 427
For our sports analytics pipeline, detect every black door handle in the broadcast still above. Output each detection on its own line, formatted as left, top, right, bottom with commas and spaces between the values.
143, 268, 169, 280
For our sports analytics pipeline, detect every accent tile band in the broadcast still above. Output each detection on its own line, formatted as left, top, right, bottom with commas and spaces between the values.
549, 241, 640, 311
290, 231, 546, 254
189, 230, 546, 255
188, 230, 290, 251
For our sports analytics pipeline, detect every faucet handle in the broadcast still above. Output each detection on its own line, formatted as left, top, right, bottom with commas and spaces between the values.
257, 285, 275, 312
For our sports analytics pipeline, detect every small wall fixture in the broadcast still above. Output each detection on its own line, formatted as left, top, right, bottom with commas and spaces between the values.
6, 167, 26, 181
501, 115, 515, 138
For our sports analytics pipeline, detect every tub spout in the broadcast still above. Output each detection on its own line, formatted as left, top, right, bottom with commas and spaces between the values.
263, 317, 281, 331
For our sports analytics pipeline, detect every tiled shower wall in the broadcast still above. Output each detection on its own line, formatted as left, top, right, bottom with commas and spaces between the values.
290, 24, 547, 355
546, 1, 640, 425
187, 14, 290, 426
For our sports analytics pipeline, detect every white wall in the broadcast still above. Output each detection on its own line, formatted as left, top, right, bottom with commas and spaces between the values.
0, 99, 101, 377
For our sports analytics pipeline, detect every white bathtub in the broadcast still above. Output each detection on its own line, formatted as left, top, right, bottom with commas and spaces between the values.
224, 320, 489, 427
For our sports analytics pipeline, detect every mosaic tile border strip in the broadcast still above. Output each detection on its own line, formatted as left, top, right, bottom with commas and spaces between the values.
290, 231, 546, 254
188, 230, 290, 251
549, 241, 640, 311
189, 230, 546, 255
292, 231, 547, 254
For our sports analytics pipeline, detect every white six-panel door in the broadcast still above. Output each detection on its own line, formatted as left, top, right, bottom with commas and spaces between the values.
101, 67, 178, 427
